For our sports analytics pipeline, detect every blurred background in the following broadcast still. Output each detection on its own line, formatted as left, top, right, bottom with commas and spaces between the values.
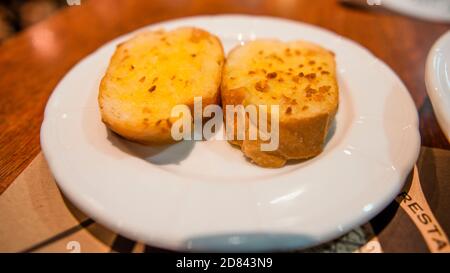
1, 0, 448, 44
0, 0, 66, 42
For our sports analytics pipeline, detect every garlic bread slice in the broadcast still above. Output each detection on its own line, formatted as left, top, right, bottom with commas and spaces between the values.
221, 39, 339, 167
99, 27, 224, 144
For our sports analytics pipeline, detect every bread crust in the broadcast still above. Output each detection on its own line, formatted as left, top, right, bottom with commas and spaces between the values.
221, 39, 339, 167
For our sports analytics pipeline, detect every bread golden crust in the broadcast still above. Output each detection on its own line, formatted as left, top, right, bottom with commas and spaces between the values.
221, 39, 339, 167
99, 27, 224, 144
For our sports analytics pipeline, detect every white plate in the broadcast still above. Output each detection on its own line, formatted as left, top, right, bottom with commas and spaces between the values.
382, 0, 450, 23
343, 0, 450, 23
359, 0, 450, 23
41, 15, 420, 252
426, 30, 450, 142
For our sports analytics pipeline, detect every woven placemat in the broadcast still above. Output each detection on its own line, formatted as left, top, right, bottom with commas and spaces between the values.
0, 147, 449, 253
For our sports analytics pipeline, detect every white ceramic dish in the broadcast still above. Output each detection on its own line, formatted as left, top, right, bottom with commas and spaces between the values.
382, 0, 450, 23
342, 0, 450, 23
426, 30, 450, 142
40, 15, 420, 252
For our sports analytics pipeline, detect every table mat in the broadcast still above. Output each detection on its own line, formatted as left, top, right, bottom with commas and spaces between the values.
0, 147, 449, 253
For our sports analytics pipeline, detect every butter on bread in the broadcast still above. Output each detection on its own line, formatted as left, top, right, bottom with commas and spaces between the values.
99, 27, 224, 144
221, 39, 339, 167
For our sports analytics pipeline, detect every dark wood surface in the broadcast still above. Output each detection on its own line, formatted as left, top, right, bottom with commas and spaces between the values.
0, 0, 448, 194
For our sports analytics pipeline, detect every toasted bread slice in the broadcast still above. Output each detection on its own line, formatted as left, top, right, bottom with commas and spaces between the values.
221, 39, 338, 167
99, 27, 224, 144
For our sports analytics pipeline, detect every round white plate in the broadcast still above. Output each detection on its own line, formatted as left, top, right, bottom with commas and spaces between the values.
41, 15, 420, 252
426, 30, 450, 142
382, 0, 450, 23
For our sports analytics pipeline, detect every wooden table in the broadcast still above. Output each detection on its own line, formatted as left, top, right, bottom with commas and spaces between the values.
0, 0, 448, 194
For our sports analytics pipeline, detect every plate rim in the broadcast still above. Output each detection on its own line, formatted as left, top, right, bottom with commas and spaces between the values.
425, 30, 450, 142
383, 0, 450, 23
